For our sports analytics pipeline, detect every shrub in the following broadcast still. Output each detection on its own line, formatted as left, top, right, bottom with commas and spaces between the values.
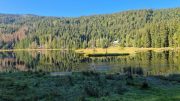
82, 71, 99, 77
105, 74, 115, 80
141, 81, 149, 89
84, 83, 100, 97
116, 85, 127, 95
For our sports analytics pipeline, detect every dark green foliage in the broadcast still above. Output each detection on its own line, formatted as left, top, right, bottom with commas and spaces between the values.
84, 81, 102, 97
0, 72, 127, 100
0, 8, 180, 49
141, 81, 149, 89
0, 72, 180, 101
82, 71, 99, 77
116, 83, 127, 95
105, 74, 115, 80
168, 74, 180, 82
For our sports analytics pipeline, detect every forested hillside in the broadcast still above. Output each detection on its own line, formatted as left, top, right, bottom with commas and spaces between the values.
0, 8, 180, 49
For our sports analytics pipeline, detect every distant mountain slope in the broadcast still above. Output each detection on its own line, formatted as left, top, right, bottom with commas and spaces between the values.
0, 8, 180, 49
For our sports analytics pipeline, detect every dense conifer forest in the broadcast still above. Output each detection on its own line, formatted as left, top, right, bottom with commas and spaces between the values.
0, 8, 180, 49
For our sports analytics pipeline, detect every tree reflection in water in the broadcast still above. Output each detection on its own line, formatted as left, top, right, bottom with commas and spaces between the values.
0, 50, 180, 76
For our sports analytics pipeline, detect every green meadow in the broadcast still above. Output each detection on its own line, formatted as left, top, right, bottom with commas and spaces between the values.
0, 71, 180, 101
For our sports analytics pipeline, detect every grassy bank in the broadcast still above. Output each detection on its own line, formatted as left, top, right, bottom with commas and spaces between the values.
0, 71, 180, 101
75, 47, 180, 56
0, 49, 70, 52
0, 47, 179, 52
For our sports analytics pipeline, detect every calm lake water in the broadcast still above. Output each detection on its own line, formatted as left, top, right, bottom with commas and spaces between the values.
0, 50, 180, 76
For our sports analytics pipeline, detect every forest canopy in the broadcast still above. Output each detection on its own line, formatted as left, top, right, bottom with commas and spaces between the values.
0, 8, 180, 49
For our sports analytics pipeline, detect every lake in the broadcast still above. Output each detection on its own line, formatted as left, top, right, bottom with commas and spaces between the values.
0, 50, 180, 76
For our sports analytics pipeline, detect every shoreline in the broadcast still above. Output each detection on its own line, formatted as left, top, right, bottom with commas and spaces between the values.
75, 47, 180, 56
0, 48, 72, 52
0, 47, 180, 53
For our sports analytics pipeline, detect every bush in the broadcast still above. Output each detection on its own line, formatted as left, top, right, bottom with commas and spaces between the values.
13, 82, 29, 91
117, 85, 127, 95
105, 74, 115, 80
84, 79, 111, 98
82, 71, 99, 77
84, 83, 100, 97
141, 81, 149, 89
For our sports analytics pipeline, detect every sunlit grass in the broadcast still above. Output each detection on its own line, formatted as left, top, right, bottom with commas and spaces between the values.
76, 47, 180, 56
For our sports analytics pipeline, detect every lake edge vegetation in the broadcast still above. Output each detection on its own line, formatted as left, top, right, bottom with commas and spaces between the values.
0, 71, 180, 101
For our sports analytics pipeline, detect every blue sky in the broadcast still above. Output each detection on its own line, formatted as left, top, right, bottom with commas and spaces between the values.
0, 0, 180, 17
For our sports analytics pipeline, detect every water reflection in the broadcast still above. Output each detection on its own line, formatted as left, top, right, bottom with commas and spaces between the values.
0, 50, 180, 75
123, 67, 144, 76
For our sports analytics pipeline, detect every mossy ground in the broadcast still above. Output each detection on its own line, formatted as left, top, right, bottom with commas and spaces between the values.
0, 71, 180, 101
